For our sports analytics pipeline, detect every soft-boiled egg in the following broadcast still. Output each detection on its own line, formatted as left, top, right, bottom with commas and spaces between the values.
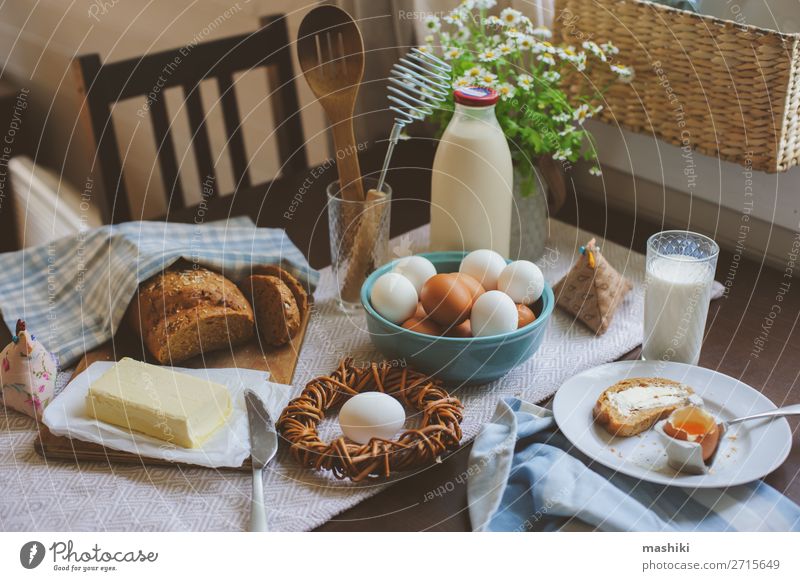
459, 249, 506, 290
662, 405, 721, 462
470, 290, 518, 337
370, 272, 418, 324
497, 260, 544, 305
393, 256, 437, 294
339, 392, 406, 444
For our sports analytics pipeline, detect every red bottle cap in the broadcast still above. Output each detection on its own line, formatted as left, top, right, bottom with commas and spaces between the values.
454, 86, 499, 107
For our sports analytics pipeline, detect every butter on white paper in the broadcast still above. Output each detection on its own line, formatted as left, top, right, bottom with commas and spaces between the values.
43, 362, 289, 468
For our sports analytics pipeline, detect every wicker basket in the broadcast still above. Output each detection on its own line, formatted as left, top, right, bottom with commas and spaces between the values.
553, 0, 800, 173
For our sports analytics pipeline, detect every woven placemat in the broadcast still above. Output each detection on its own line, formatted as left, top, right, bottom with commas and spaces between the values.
0, 220, 645, 531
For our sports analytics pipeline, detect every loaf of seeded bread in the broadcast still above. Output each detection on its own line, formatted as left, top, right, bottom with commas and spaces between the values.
127, 266, 254, 364
593, 377, 697, 437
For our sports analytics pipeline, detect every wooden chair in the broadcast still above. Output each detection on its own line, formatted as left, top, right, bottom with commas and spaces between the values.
73, 14, 308, 223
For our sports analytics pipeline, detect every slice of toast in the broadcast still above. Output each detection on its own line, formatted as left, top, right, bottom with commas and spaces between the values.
593, 377, 697, 437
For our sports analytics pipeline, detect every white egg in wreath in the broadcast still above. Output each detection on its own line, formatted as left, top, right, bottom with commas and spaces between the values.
339, 392, 406, 444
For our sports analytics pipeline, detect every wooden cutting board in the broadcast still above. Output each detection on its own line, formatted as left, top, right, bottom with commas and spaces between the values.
33, 304, 311, 471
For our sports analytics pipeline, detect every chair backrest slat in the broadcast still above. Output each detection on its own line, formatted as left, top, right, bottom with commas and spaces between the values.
74, 14, 306, 223
149, 94, 186, 210
183, 84, 218, 200
217, 71, 251, 189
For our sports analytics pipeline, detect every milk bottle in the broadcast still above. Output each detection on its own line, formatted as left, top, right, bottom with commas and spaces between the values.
429, 87, 513, 256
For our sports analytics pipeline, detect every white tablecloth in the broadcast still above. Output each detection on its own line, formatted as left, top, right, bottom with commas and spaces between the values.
0, 221, 645, 531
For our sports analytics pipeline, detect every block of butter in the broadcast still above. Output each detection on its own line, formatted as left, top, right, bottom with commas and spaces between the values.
86, 357, 232, 448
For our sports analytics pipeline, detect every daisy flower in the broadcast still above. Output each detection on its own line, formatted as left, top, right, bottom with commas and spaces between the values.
453, 75, 473, 89
465, 65, 483, 78
485, 15, 503, 28
500, 7, 522, 26
532, 26, 552, 39
516, 35, 535, 51
423, 15, 441, 33
533, 40, 557, 55
454, 27, 471, 42
573, 104, 592, 124
478, 47, 500, 62
553, 112, 571, 123
497, 42, 514, 56
601, 41, 620, 55
553, 148, 573, 161
477, 70, 498, 86
542, 70, 561, 83
444, 8, 467, 26
474, 0, 497, 9
538, 53, 556, 66
504, 27, 524, 40
496, 82, 516, 100
443, 46, 463, 60
516, 74, 534, 90
460, 0, 477, 8
559, 125, 576, 136
611, 64, 634, 82
582, 41, 606, 62
589, 166, 603, 176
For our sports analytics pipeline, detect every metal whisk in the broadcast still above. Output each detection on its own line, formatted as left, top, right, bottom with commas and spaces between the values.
375, 48, 452, 193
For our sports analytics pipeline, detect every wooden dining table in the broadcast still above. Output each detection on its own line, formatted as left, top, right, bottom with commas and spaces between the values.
161, 139, 799, 530
2, 139, 796, 531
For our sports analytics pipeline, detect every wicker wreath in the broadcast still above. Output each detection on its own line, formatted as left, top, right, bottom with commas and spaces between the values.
277, 358, 464, 482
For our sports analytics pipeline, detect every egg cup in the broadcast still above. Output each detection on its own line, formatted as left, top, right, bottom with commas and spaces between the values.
655, 406, 724, 475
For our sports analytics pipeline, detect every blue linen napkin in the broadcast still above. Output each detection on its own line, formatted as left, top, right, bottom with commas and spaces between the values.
468, 398, 800, 532
0, 217, 318, 368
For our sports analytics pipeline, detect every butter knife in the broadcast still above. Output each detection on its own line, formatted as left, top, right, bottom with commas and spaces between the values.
244, 389, 278, 532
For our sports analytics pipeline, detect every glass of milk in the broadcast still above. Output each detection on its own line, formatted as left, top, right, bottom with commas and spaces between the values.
643, 231, 719, 365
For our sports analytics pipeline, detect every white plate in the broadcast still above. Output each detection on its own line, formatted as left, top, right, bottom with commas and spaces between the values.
552, 360, 793, 487
43, 361, 290, 469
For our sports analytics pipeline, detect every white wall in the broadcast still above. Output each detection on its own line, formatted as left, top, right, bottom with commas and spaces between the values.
0, 0, 330, 219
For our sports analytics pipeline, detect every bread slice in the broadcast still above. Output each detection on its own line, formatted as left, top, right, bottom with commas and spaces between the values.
252, 264, 309, 315
593, 377, 697, 437
245, 275, 301, 346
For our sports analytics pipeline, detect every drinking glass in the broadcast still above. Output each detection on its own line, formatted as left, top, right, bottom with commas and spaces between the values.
327, 178, 392, 312
643, 230, 719, 365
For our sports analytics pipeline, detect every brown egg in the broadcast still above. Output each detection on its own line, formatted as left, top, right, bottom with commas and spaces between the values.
402, 317, 444, 336
445, 273, 485, 303
445, 319, 472, 338
420, 274, 473, 327
413, 302, 427, 319
516, 304, 536, 328
663, 406, 722, 462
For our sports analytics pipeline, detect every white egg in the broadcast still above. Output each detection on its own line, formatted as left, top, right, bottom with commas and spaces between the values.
339, 392, 406, 444
370, 272, 418, 323
470, 290, 519, 337
497, 260, 544, 305
392, 255, 436, 294
459, 249, 507, 290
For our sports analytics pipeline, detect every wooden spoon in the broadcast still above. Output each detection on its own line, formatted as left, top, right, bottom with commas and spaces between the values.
297, 5, 365, 202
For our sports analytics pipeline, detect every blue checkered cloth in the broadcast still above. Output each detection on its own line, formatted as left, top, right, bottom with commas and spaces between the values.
0, 217, 318, 368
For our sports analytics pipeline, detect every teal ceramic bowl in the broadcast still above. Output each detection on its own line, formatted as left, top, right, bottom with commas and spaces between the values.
361, 251, 553, 386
